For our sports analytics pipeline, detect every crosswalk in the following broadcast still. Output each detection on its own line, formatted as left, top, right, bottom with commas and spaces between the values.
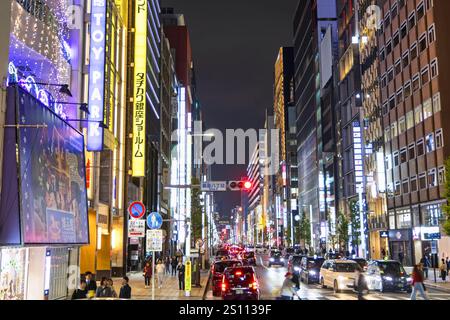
293, 285, 450, 300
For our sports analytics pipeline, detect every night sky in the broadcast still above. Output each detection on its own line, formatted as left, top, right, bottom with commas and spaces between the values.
162, 0, 299, 218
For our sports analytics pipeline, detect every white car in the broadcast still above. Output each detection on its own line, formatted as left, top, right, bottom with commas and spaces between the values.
319, 259, 360, 293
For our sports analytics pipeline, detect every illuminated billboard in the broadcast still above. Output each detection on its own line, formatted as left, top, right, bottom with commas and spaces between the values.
87, 0, 107, 151
15, 86, 89, 244
132, 0, 147, 177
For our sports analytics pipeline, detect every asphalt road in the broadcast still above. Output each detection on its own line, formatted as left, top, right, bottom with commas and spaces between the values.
205, 253, 450, 301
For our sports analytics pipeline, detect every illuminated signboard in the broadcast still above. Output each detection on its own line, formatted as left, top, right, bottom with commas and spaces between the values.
132, 0, 147, 177
87, 0, 107, 151
353, 121, 363, 184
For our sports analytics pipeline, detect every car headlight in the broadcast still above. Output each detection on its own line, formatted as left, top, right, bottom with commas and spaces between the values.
309, 270, 316, 275
280, 258, 285, 262
294, 266, 300, 272
384, 276, 393, 281
269, 258, 274, 262
406, 277, 412, 282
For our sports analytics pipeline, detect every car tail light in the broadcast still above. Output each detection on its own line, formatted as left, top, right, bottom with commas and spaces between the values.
235, 271, 242, 276
221, 275, 227, 292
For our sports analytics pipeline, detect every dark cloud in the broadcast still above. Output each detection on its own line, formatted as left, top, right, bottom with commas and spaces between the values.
162, 0, 298, 218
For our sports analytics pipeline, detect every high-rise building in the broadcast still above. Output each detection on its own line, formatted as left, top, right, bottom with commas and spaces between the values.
358, 0, 388, 261
293, 0, 338, 253
246, 142, 264, 245
377, 0, 450, 265
336, 0, 368, 257
161, 7, 195, 252
273, 47, 295, 246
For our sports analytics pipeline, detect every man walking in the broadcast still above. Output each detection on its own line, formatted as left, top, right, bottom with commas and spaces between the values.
177, 261, 186, 290
420, 255, 431, 279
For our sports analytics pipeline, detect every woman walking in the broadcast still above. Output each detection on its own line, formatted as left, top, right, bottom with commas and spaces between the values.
410, 264, 428, 300
440, 259, 447, 282
143, 262, 152, 289
156, 259, 166, 289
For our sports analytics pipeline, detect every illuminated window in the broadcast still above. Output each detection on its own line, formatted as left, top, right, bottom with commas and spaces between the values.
414, 104, 423, 124
394, 181, 401, 196
406, 111, 414, 129
428, 168, 437, 187
400, 148, 407, 163
426, 133, 435, 153
423, 98, 432, 120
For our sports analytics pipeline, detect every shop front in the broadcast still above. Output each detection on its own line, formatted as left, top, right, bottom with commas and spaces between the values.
388, 229, 413, 266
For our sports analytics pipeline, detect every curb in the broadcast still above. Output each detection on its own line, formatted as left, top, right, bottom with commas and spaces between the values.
202, 270, 212, 300
424, 282, 450, 293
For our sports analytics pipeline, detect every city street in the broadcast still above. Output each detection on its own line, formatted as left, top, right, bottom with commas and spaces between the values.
205, 253, 450, 301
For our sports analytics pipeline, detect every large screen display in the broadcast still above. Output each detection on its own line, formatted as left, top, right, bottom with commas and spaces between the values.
17, 87, 89, 244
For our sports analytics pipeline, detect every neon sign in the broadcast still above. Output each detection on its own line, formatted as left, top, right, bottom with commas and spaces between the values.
87, 0, 107, 151
7, 62, 68, 120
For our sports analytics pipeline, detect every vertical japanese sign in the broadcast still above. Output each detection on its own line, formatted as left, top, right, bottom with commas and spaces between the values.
87, 0, 107, 151
132, 0, 147, 177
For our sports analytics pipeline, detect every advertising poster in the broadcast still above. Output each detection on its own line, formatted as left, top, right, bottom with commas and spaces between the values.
0, 248, 28, 300
16, 87, 89, 244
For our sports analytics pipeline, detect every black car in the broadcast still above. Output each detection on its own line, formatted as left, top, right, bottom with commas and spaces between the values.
211, 260, 242, 296
268, 250, 285, 267
366, 260, 412, 293
221, 266, 260, 300
346, 257, 368, 272
300, 256, 325, 284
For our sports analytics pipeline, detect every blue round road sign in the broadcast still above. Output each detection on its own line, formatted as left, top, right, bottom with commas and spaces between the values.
129, 201, 145, 219
147, 212, 163, 229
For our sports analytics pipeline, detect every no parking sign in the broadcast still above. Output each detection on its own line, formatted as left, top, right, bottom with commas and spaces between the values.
128, 201, 146, 219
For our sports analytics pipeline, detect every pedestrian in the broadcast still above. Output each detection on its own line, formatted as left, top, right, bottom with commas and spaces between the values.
165, 256, 171, 275
446, 257, 450, 276
85, 271, 97, 297
177, 261, 185, 290
71, 280, 88, 300
398, 250, 404, 265
440, 259, 447, 282
143, 262, 152, 288
156, 259, 165, 289
410, 264, 428, 300
420, 255, 431, 279
381, 248, 386, 259
119, 276, 132, 299
278, 273, 299, 300
354, 268, 368, 300
96, 277, 114, 298
107, 278, 118, 298
171, 257, 178, 276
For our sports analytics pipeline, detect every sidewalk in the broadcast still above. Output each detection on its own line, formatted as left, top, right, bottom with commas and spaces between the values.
404, 266, 450, 293
112, 270, 210, 300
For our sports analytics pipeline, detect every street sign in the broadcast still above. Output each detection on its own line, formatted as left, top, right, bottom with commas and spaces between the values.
147, 212, 163, 229
201, 181, 227, 192
431, 240, 438, 254
146, 229, 163, 251
128, 219, 145, 237
128, 201, 146, 219
185, 260, 192, 292
379, 231, 388, 238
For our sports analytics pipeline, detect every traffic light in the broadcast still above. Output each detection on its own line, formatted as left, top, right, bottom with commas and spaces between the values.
228, 180, 253, 191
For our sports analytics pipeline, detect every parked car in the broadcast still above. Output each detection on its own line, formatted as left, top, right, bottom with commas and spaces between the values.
211, 260, 243, 296
365, 260, 412, 293
319, 260, 360, 293
300, 256, 325, 284
221, 266, 260, 300
268, 250, 285, 267
287, 255, 304, 275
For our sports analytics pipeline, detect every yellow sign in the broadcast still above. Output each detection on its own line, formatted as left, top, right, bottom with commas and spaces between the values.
185, 260, 192, 291
132, 0, 147, 177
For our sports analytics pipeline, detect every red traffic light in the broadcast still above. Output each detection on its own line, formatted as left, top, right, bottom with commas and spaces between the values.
243, 181, 252, 190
